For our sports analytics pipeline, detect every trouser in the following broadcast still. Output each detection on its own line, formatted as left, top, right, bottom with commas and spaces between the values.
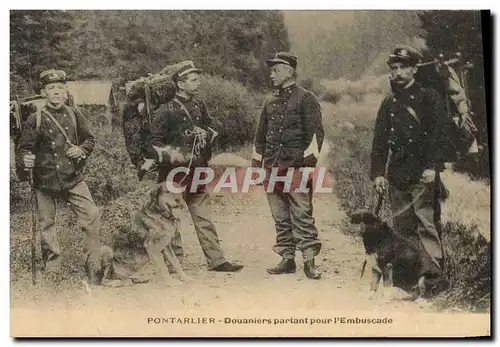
159, 189, 227, 269
36, 181, 101, 268
388, 181, 444, 277
266, 188, 322, 261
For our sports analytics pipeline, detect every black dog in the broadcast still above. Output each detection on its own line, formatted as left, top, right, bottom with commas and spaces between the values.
350, 209, 444, 298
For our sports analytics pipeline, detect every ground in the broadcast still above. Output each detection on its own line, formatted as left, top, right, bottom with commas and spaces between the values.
13, 185, 466, 337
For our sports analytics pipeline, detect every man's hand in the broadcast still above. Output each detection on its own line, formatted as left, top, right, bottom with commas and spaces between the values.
66, 145, 86, 159
374, 176, 388, 194
192, 126, 208, 141
251, 159, 262, 168
421, 169, 436, 183
138, 102, 145, 114
23, 152, 36, 169
170, 147, 186, 164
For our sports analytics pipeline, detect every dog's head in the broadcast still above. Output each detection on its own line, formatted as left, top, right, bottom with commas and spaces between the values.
145, 185, 184, 218
349, 209, 383, 226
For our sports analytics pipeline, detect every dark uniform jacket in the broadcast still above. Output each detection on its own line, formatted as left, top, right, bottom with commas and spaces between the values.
15, 103, 95, 192
370, 80, 451, 191
150, 94, 220, 182
253, 83, 324, 169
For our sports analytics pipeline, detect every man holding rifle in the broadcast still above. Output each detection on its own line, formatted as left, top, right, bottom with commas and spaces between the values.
15, 69, 102, 280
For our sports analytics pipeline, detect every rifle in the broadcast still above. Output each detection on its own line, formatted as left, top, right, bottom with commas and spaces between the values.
418, 52, 479, 155
27, 166, 39, 286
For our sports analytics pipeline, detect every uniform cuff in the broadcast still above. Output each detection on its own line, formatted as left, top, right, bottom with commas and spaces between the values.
252, 145, 263, 162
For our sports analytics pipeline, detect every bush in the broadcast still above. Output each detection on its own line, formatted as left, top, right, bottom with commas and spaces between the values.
298, 78, 326, 98
197, 74, 262, 151
78, 107, 140, 206
320, 75, 388, 105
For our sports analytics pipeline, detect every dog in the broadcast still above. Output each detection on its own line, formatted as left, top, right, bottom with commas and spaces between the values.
86, 184, 190, 286
349, 209, 446, 299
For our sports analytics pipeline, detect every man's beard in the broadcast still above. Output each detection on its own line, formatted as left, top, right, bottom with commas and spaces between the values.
390, 78, 410, 92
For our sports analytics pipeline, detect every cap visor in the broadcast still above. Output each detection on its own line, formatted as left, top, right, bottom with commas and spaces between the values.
266, 58, 291, 67
178, 67, 203, 77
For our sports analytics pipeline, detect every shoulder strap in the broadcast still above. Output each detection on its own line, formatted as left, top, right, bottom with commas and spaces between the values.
41, 107, 73, 145
172, 97, 194, 125
63, 104, 80, 144
36, 107, 42, 132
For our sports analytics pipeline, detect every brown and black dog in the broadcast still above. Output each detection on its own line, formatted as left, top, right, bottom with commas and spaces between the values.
86, 185, 190, 286
349, 209, 447, 299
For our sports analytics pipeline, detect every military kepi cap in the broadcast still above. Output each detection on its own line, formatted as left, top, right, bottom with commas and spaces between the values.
266, 52, 298, 69
172, 61, 203, 81
387, 45, 423, 66
40, 69, 67, 86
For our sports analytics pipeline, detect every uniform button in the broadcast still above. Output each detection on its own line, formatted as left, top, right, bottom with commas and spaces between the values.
196, 117, 199, 120
49, 129, 53, 133
56, 165, 60, 169
54, 153, 58, 157
64, 114, 67, 117
51, 141, 55, 145
390, 113, 394, 117
409, 125, 413, 129
183, 117, 186, 121
393, 98, 397, 102
410, 95, 415, 99
279, 129, 282, 132
391, 128, 395, 131
65, 126, 69, 130
279, 144, 283, 147
409, 139, 413, 143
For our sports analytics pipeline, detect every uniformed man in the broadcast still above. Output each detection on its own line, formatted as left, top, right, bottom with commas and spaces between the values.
370, 46, 451, 290
149, 61, 243, 273
15, 69, 101, 277
252, 52, 324, 280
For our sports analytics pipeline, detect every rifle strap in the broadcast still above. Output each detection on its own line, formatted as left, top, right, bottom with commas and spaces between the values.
41, 107, 74, 145
172, 97, 194, 126
35, 108, 42, 132
35, 104, 80, 143
37, 105, 79, 145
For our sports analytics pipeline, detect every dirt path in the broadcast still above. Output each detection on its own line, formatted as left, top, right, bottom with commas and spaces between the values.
11, 186, 443, 334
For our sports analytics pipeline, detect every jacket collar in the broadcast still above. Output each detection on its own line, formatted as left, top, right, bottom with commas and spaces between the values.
175, 93, 193, 104
272, 81, 297, 98
390, 79, 421, 102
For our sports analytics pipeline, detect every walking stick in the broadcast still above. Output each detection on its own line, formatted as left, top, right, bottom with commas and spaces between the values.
27, 168, 39, 286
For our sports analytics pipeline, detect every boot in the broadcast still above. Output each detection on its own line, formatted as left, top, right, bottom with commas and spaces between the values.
266, 258, 296, 275
304, 259, 321, 280
210, 261, 244, 272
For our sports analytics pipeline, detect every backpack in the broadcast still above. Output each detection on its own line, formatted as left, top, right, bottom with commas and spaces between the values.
10, 93, 79, 147
414, 54, 479, 161
11, 93, 82, 183
121, 63, 183, 172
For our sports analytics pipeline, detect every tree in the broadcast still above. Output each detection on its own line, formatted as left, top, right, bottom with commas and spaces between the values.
10, 10, 75, 97
10, 10, 291, 94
